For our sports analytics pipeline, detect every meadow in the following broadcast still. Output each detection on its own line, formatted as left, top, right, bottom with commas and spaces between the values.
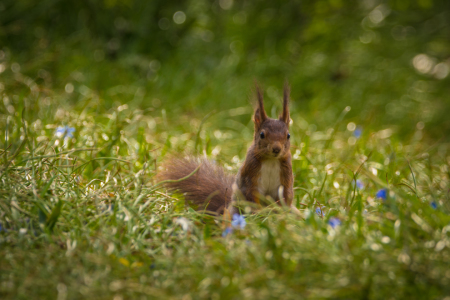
1, 1, 450, 299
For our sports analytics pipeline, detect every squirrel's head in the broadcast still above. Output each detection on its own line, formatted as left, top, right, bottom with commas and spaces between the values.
253, 83, 291, 159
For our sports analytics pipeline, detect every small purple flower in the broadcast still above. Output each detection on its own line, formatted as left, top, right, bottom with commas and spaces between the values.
431, 202, 437, 209
328, 217, 341, 228
376, 189, 387, 200
231, 214, 246, 230
222, 227, 233, 237
315, 207, 322, 216
354, 126, 362, 139
56, 126, 75, 139
356, 180, 364, 190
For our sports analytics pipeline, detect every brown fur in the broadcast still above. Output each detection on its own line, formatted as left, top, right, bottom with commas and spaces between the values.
158, 83, 294, 215
157, 156, 235, 214
280, 82, 290, 125
279, 156, 293, 206
234, 83, 293, 208
235, 145, 262, 204
254, 84, 268, 128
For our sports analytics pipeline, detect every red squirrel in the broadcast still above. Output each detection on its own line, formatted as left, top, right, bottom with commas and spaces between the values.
158, 84, 293, 214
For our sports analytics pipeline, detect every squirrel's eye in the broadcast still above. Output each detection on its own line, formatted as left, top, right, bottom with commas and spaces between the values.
287, 133, 290, 139
260, 132, 265, 139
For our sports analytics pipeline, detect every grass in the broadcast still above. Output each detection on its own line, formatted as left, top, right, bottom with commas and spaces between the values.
1, 5, 450, 293
1, 64, 450, 299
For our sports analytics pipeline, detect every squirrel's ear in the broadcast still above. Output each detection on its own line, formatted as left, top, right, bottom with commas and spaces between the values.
279, 82, 290, 126
254, 84, 267, 127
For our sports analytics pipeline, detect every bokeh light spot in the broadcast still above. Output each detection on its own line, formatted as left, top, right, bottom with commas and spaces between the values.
220, 0, 233, 10
412, 54, 435, 74
65, 83, 74, 94
173, 11, 186, 24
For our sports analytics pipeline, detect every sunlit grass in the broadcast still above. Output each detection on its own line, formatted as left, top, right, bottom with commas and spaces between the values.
1, 70, 450, 298
1, 1, 450, 297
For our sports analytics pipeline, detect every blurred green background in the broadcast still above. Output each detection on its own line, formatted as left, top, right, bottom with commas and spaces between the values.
0, 0, 449, 138
1, 2, 450, 298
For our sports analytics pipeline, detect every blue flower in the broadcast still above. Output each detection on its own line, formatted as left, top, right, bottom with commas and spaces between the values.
431, 202, 437, 209
231, 214, 246, 230
223, 214, 246, 237
328, 217, 341, 228
55, 126, 75, 139
356, 180, 364, 190
222, 227, 233, 237
315, 207, 322, 216
376, 189, 387, 200
354, 126, 362, 139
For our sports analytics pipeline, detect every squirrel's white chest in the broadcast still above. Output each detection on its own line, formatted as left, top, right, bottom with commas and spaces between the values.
258, 160, 281, 200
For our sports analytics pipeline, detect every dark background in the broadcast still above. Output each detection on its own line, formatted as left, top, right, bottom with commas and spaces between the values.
1, 0, 449, 139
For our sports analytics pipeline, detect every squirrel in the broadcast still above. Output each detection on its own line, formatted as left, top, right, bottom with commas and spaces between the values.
157, 84, 293, 215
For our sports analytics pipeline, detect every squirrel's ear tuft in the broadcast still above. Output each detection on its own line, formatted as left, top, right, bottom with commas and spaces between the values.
254, 84, 267, 127
279, 82, 290, 126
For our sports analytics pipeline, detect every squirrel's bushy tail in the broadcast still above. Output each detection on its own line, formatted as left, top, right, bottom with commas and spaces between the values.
157, 156, 235, 214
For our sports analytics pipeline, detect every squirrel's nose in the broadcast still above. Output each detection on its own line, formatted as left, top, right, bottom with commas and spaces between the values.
272, 147, 281, 154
